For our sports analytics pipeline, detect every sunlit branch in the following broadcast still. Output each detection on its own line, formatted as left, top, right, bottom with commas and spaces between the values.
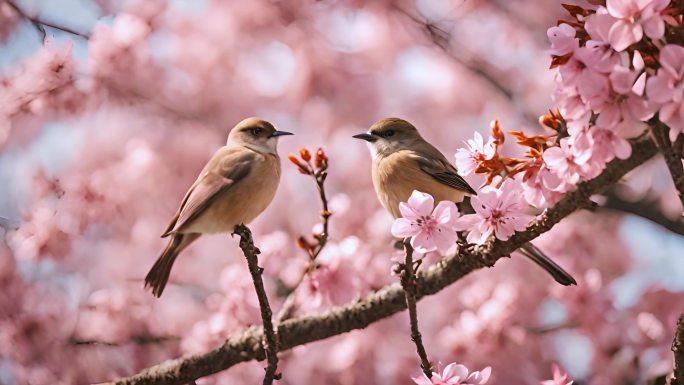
102, 135, 658, 385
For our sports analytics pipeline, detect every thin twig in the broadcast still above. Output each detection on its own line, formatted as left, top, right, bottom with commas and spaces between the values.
277, 149, 331, 322
400, 239, 432, 378
69, 335, 179, 347
652, 120, 684, 211
233, 224, 280, 385
102, 136, 658, 385
5, 0, 90, 40
673, 309, 684, 385
601, 190, 684, 236
393, 5, 538, 125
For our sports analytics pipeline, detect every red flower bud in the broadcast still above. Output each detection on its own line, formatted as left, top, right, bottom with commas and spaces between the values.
490, 120, 505, 145
315, 148, 328, 170
288, 154, 310, 175
299, 148, 311, 162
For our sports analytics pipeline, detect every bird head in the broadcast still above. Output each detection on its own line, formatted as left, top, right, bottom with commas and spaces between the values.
228, 117, 293, 154
353, 118, 424, 158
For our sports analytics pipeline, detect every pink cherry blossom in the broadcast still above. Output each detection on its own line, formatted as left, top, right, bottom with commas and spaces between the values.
541, 364, 574, 385
520, 161, 565, 208
589, 124, 633, 163
453, 181, 534, 244
454, 132, 496, 176
594, 53, 653, 128
606, 0, 669, 52
542, 138, 594, 185
412, 362, 492, 385
547, 24, 578, 56
646, 44, 684, 140
582, 12, 622, 73
391, 191, 460, 254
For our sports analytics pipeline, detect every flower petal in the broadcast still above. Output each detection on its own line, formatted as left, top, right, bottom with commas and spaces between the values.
407, 191, 435, 216
391, 218, 418, 238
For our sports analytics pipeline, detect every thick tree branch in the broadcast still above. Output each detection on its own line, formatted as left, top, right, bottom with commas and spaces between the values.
652, 121, 684, 211
5, 0, 90, 40
400, 240, 433, 378
104, 136, 658, 385
233, 224, 280, 385
673, 309, 684, 385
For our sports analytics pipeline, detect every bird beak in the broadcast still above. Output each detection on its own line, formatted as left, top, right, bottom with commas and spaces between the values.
352, 133, 378, 142
269, 130, 294, 138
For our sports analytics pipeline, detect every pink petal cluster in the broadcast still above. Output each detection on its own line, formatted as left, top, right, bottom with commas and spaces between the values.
646, 44, 684, 140
391, 191, 460, 254
413, 363, 492, 385
454, 181, 534, 244
454, 132, 496, 176
547, 24, 578, 56
541, 364, 574, 385
606, 0, 669, 51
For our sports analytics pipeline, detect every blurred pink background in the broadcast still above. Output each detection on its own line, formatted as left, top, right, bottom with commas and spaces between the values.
1, 1, 683, 384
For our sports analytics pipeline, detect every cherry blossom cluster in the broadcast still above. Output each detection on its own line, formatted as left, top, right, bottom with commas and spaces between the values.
455, 0, 684, 208
391, 181, 534, 253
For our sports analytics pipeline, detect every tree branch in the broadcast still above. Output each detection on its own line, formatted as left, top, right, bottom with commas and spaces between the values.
104, 136, 658, 385
601, 190, 684, 236
672, 309, 684, 385
652, 121, 684, 211
233, 224, 280, 385
5, 0, 90, 40
400, 240, 433, 378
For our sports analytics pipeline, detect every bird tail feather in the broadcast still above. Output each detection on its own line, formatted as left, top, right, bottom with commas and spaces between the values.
518, 242, 577, 286
145, 233, 198, 297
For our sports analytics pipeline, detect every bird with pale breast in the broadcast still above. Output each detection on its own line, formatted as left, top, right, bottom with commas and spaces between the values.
145, 117, 293, 297
353, 117, 576, 286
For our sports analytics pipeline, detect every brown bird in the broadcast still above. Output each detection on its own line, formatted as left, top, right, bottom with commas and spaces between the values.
145, 117, 293, 297
353, 117, 576, 286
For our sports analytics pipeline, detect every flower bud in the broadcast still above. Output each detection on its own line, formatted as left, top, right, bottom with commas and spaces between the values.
299, 148, 311, 162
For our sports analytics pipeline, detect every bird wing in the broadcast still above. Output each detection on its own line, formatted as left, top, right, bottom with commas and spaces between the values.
412, 150, 478, 195
161, 147, 255, 237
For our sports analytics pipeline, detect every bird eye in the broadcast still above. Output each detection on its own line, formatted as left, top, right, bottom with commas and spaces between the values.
383, 130, 395, 137
251, 128, 263, 136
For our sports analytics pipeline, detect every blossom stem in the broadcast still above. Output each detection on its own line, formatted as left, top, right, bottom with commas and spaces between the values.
233, 224, 280, 385
275, 166, 331, 323
400, 239, 433, 378
652, 121, 684, 212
